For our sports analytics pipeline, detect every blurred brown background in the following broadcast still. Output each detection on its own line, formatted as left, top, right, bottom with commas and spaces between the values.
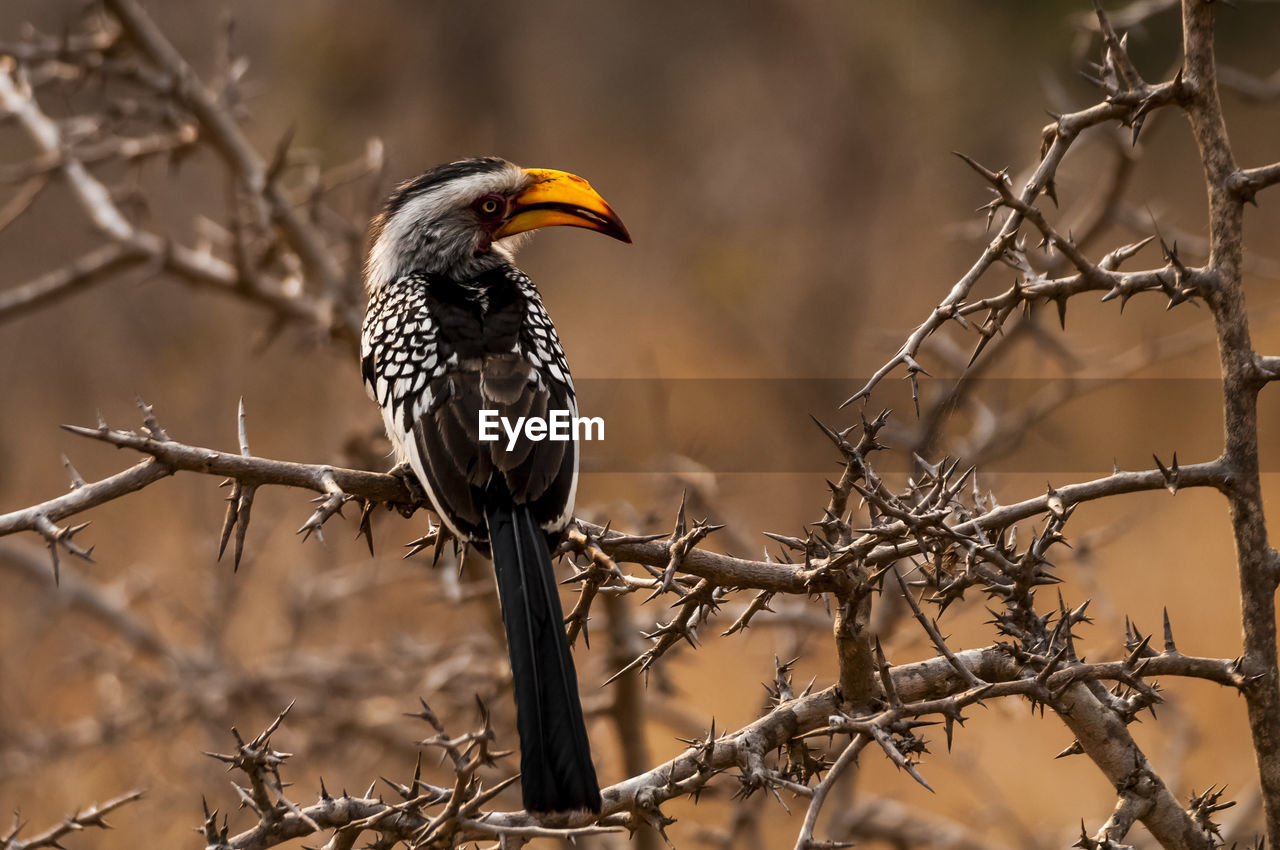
3, 1, 1280, 847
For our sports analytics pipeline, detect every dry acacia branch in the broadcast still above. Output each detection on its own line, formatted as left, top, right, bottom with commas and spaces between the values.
0, 59, 129, 239
906, 132, 1143, 462
0, 243, 152, 325
1178, 0, 1280, 839
1056, 680, 1215, 848
845, 69, 1186, 404
0, 456, 170, 578
0, 404, 1239, 602
102, 0, 357, 324
0, 57, 341, 336
198, 644, 1242, 848
1089, 787, 1156, 848
846, 1, 1198, 403
1230, 161, 1280, 202
1, 790, 143, 850
951, 310, 1245, 470
1112, 204, 1280, 281
792, 734, 868, 850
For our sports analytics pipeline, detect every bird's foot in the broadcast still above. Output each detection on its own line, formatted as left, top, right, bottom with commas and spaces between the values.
389, 462, 429, 515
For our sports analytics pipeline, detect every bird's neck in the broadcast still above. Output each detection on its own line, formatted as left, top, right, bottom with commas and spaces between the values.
367, 234, 516, 295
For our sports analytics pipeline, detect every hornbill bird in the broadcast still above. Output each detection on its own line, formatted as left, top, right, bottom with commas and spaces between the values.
360, 157, 630, 813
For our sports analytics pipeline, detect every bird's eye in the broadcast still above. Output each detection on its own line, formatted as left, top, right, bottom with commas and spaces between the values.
476, 196, 504, 217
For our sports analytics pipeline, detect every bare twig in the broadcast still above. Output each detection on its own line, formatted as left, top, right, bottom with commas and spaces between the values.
1, 790, 143, 850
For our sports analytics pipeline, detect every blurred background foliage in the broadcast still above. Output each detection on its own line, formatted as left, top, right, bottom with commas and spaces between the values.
2, 1, 1280, 847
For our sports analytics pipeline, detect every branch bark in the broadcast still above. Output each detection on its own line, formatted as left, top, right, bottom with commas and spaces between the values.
0, 57, 344, 336
1181, 0, 1280, 840
0, 413, 1237, 597
101, 0, 356, 326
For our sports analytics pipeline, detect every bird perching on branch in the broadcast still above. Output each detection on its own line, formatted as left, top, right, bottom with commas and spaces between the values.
360, 157, 630, 813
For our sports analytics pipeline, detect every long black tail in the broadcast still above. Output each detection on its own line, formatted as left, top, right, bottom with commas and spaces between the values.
486, 493, 601, 813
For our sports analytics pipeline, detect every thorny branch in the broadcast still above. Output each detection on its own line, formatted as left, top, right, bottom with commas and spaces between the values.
0, 398, 1252, 847
195, 641, 1246, 849
1179, 0, 1280, 842
0, 401, 1236, 595
843, 43, 1189, 405
0, 0, 380, 347
0, 791, 143, 850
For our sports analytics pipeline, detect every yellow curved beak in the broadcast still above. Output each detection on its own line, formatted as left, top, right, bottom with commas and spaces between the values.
494, 168, 631, 244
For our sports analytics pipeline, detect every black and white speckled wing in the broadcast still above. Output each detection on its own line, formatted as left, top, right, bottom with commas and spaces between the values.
515, 270, 575, 398
361, 273, 441, 435
508, 269, 578, 533
361, 272, 466, 539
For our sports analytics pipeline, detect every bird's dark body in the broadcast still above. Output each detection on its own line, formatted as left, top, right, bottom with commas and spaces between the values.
360, 158, 625, 814
361, 267, 577, 540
